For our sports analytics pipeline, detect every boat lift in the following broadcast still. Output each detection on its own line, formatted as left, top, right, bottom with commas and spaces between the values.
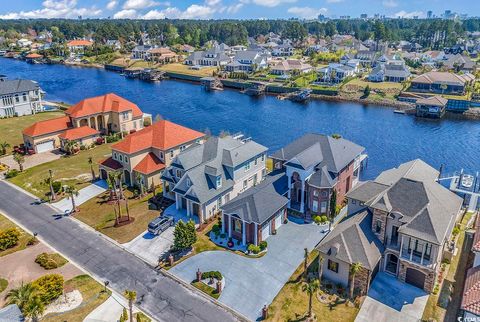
438, 167, 480, 212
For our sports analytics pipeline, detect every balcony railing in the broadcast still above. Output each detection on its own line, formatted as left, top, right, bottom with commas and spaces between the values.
400, 247, 434, 268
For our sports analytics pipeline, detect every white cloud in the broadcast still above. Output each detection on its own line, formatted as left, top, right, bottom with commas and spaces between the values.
0, 0, 102, 19
113, 8, 138, 18
140, 3, 215, 19
326, 0, 343, 3
382, 0, 398, 8
392, 10, 425, 18
287, 6, 327, 19
226, 3, 244, 14
205, 0, 222, 6
106, 0, 118, 10
123, 0, 160, 10
249, 0, 297, 8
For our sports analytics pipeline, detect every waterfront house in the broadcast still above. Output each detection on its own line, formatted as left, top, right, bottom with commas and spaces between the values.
184, 45, 231, 67
106, 40, 121, 50
225, 50, 267, 73
271, 60, 313, 76
221, 171, 289, 246
66, 40, 93, 55
161, 135, 268, 223
23, 93, 148, 154
0, 79, 43, 117
17, 38, 32, 48
99, 120, 205, 188
147, 47, 179, 64
343, 159, 463, 292
317, 63, 356, 83
131, 45, 153, 60
270, 133, 366, 219
415, 96, 448, 119
355, 50, 378, 67
368, 63, 411, 83
410, 71, 475, 95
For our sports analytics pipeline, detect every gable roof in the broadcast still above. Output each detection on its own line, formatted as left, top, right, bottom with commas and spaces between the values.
317, 210, 384, 270
271, 133, 364, 173
133, 152, 165, 175
221, 172, 288, 224
416, 96, 448, 107
66, 93, 143, 119
22, 116, 72, 137
67, 40, 93, 47
58, 126, 99, 140
0, 79, 39, 96
112, 120, 205, 154
0, 304, 23, 322
461, 266, 480, 316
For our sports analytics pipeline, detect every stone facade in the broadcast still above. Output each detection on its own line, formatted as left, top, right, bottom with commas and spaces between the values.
372, 209, 388, 243
398, 259, 436, 293
352, 266, 371, 296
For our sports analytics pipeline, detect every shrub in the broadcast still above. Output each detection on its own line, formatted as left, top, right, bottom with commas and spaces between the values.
80, 144, 86, 151
32, 274, 64, 305
321, 215, 328, 223
201, 271, 223, 281
452, 226, 460, 237
52, 181, 62, 193
313, 215, 321, 225
442, 258, 451, 265
27, 236, 38, 246
5, 169, 19, 178
248, 244, 261, 254
95, 137, 104, 145
219, 233, 226, 239
0, 228, 20, 251
173, 219, 197, 251
259, 241, 268, 251
35, 253, 68, 270
211, 224, 221, 236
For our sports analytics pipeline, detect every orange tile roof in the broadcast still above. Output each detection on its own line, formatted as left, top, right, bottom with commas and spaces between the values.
65, 93, 143, 119
133, 152, 165, 175
98, 156, 123, 170
23, 116, 72, 137
26, 53, 43, 59
67, 40, 93, 47
112, 120, 205, 154
58, 126, 99, 140
461, 266, 480, 315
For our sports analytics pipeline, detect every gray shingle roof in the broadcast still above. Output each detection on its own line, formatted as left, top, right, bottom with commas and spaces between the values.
221, 171, 288, 224
308, 165, 337, 188
346, 181, 389, 203
0, 304, 24, 322
317, 210, 384, 270
0, 79, 39, 96
271, 133, 365, 173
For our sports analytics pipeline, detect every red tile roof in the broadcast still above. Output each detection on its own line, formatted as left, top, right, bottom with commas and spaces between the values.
473, 215, 480, 252
98, 156, 123, 170
67, 40, 93, 47
133, 153, 165, 175
23, 116, 72, 137
58, 126, 99, 140
66, 93, 143, 119
112, 120, 205, 154
461, 266, 480, 315
26, 53, 43, 59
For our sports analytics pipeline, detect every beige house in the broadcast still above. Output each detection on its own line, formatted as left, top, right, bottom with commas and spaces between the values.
99, 120, 205, 189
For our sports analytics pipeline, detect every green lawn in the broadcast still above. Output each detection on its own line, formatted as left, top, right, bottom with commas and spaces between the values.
9, 143, 113, 199
42, 275, 110, 322
159, 63, 217, 77
0, 278, 8, 293
0, 111, 65, 155
345, 78, 403, 90
293, 73, 317, 87
267, 250, 359, 322
75, 189, 161, 244
191, 281, 220, 299
0, 213, 33, 257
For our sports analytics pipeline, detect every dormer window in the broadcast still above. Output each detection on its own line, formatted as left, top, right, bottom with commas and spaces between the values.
244, 162, 251, 172
176, 169, 182, 178
216, 176, 222, 188
186, 178, 191, 187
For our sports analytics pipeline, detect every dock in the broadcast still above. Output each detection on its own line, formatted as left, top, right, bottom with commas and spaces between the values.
200, 77, 223, 91
439, 170, 480, 212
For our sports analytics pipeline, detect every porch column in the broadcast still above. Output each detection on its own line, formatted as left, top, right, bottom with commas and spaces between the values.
242, 221, 246, 246
175, 194, 180, 210
221, 213, 226, 233
186, 200, 191, 217
287, 174, 292, 207
420, 242, 425, 265
228, 215, 232, 238
254, 223, 258, 246
87, 118, 91, 128
300, 179, 305, 213
409, 238, 413, 261
399, 235, 404, 258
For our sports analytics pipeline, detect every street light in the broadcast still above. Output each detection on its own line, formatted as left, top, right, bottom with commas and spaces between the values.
103, 280, 109, 293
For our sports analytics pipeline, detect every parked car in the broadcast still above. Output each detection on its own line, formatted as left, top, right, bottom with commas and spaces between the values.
148, 216, 174, 235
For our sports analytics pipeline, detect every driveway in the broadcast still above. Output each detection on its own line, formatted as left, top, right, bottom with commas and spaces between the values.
124, 204, 199, 266
355, 272, 429, 322
0, 150, 62, 170
170, 219, 328, 321
51, 180, 108, 213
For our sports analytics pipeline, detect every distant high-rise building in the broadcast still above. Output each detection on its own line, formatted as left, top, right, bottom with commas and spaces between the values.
360, 14, 368, 19
318, 14, 327, 22
427, 11, 433, 19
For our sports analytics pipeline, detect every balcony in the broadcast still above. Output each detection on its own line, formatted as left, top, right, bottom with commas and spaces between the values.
354, 153, 368, 170
400, 247, 435, 268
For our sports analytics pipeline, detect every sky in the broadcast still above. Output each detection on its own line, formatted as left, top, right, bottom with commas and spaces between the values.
0, 0, 477, 20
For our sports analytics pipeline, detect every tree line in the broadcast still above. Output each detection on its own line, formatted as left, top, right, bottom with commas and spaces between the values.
0, 18, 479, 49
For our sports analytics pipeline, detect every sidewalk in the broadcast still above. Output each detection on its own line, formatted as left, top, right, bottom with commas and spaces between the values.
51, 180, 107, 213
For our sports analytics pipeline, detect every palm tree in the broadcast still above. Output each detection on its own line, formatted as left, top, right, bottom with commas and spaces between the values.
65, 184, 79, 213
124, 289, 137, 322
318, 255, 324, 281
48, 169, 56, 201
0, 141, 10, 155
5, 282, 36, 311
22, 295, 44, 322
88, 157, 96, 182
349, 262, 362, 299
136, 173, 144, 197
13, 152, 25, 172
302, 278, 320, 318
303, 248, 309, 280
107, 172, 117, 201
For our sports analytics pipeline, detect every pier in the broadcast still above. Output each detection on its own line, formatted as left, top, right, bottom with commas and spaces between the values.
438, 170, 480, 212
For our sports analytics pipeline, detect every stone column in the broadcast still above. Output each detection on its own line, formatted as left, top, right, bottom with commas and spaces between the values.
254, 223, 258, 246
186, 200, 191, 217
242, 221, 246, 246
228, 215, 232, 238
300, 179, 305, 213
175, 194, 180, 210
221, 213, 226, 233
287, 174, 292, 207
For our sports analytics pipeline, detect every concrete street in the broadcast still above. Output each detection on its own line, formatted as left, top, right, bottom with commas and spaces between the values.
355, 272, 429, 322
0, 180, 242, 322
170, 220, 328, 321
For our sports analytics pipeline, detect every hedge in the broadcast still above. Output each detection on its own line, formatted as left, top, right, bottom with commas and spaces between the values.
0, 228, 20, 251
32, 274, 64, 305
35, 252, 68, 270
201, 271, 223, 281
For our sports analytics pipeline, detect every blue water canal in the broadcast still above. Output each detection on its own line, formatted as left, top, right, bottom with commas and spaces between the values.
1, 57, 479, 179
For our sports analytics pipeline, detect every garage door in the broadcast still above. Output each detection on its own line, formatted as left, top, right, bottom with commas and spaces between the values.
262, 222, 270, 240
405, 268, 426, 290
35, 140, 54, 153
275, 212, 283, 230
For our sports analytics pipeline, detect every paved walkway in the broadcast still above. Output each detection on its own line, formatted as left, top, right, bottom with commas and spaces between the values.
0, 150, 61, 170
355, 272, 429, 322
0, 180, 241, 322
84, 292, 141, 322
51, 180, 108, 213
124, 228, 175, 266
170, 220, 328, 321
